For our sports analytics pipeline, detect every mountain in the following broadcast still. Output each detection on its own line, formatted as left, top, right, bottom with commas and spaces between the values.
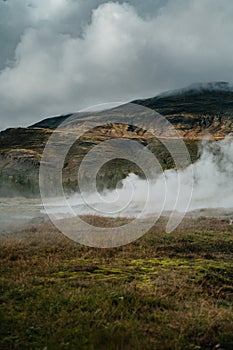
30, 81, 233, 138
1, 82, 233, 196
133, 81, 233, 138
30, 113, 74, 130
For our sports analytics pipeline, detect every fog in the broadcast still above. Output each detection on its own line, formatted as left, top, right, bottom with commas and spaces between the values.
159, 82, 233, 98
1, 136, 233, 235
44, 136, 233, 219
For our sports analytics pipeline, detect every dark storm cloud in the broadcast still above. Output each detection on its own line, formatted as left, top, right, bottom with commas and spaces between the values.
0, 0, 233, 129
0, 0, 166, 69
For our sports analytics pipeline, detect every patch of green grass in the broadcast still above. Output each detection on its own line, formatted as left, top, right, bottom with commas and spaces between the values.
0, 217, 232, 349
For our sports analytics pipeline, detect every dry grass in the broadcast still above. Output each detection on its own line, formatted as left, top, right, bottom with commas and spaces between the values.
0, 216, 233, 350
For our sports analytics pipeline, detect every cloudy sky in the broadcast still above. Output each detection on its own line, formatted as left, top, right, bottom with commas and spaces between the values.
0, 0, 233, 130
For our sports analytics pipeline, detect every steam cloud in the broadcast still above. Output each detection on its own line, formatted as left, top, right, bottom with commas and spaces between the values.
45, 136, 233, 218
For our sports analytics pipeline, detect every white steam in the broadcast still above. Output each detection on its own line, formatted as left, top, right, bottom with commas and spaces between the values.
44, 136, 233, 218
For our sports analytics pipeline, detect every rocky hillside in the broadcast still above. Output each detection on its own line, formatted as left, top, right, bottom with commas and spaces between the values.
133, 81, 233, 139
1, 82, 233, 197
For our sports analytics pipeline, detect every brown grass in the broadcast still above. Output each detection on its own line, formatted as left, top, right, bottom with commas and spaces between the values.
0, 216, 233, 350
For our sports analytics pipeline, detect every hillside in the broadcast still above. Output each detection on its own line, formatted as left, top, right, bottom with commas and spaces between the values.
133, 81, 233, 139
31, 81, 233, 138
1, 82, 233, 197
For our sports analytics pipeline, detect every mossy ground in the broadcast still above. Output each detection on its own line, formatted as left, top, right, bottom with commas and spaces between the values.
0, 217, 232, 350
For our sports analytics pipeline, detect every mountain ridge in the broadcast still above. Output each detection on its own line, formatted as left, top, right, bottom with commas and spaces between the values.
156, 81, 233, 98
1, 82, 233, 196
29, 81, 233, 134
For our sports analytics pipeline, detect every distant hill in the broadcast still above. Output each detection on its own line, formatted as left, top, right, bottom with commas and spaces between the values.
30, 114, 73, 129
1, 82, 233, 196
30, 81, 233, 138
133, 81, 233, 138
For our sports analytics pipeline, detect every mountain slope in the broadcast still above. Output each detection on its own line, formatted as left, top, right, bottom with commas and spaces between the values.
1, 82, 233, 196
132, 82, 233, 138
30, 81, 233, 138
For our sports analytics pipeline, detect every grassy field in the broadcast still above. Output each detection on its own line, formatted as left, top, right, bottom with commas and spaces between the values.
0, 217, 233, 350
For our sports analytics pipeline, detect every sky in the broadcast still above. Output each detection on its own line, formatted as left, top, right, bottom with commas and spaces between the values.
0, 0, 233, 130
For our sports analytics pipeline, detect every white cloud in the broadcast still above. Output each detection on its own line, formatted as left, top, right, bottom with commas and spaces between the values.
0, 0, 233, 129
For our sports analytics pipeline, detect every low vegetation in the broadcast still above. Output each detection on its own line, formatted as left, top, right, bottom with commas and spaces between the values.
0, 217, 232, 349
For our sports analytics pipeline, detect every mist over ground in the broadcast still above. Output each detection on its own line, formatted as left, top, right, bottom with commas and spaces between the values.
1, 136, 233, 235
44, 136, 233, 219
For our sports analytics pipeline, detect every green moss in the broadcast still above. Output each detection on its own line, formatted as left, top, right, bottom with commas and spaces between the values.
0, 220, 233, 349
